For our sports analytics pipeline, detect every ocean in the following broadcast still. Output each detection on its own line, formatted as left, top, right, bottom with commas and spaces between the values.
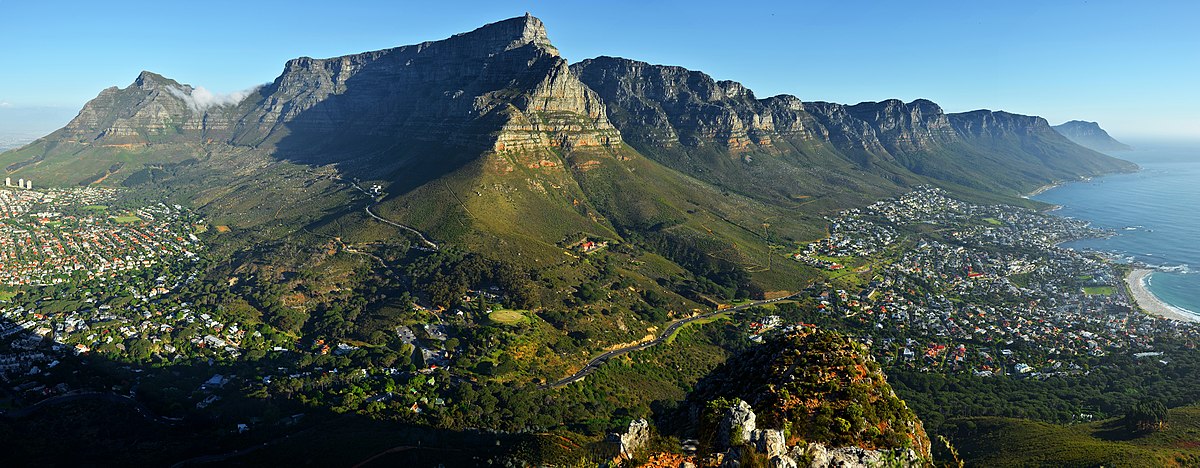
1033, 141, 1200, 316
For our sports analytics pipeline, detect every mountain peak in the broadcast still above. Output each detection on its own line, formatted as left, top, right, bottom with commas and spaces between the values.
1053, 120, 1132, 152
455, 13, 557, 56
132, 70, 178, 90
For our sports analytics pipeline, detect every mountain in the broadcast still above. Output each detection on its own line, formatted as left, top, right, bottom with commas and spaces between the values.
572, 56, 1137, 201
1052, 120, 1133, 152
0, 14, 1136, 294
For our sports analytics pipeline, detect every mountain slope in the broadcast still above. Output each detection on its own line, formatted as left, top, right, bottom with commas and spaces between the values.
572, 56, 1137, 203
1052, 120, 1133, 152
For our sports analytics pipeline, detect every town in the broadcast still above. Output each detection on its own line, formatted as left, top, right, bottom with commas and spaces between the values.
0, 186, 202, 286
775, 187, 1198, 379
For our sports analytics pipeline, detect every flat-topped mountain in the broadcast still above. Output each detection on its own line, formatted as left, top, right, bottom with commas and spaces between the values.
1052, 120, 1133, 152
0, 14, 1137, 292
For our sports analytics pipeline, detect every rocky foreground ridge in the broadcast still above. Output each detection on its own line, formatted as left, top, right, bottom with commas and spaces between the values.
617, 330, 930, 467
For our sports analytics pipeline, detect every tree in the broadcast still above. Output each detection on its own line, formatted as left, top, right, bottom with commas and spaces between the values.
1124, 400, 1168, 433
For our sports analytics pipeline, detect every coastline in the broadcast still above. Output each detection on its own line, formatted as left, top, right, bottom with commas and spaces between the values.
1125, 269, 1200, 323
1022, 182, 1062, 199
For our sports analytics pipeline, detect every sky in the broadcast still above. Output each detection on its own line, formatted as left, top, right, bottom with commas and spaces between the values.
0, 0, 1197, 140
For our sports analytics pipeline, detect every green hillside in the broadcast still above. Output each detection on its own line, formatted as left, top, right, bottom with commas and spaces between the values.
944, 407, 1200, 467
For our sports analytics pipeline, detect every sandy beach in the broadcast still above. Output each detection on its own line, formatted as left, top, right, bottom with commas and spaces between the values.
1126, 269, 1200, 322
1023, 182, 1063, 199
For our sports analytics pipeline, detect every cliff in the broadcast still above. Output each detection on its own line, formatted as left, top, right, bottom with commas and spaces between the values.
572, 56, 1136, 197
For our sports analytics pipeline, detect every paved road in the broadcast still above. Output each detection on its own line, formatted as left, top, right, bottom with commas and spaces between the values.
346, 180, 439, 251
543, 293, 801, 389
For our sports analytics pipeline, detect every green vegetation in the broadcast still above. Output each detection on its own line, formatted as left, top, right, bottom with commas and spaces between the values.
111, 215, 142, 223
943, 406, 1200, 467
687, 330, 930, 457
1084, 285, 1117, 295
489, 309, 529, 326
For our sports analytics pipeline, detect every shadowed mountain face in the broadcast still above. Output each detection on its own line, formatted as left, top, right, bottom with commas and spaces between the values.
1052, 120, 1133, 152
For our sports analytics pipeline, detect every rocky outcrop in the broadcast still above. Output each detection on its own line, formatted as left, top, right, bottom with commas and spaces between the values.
1052, 120, 1133, 152
689, 331, 932, 468
608, 418, 652, 460
710, 399, 924, 468
716, 400, 757, 447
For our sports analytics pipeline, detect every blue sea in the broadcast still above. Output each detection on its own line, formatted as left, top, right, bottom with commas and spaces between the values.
1033, 141, 1200, 316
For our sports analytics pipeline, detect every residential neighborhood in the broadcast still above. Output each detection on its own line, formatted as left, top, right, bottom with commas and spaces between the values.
779, 187, 1198, 379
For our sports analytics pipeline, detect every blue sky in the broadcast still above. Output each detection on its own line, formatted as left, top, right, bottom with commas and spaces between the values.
1, 0, 1197, 139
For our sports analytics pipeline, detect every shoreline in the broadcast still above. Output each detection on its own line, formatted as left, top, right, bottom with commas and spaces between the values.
1125, 269, 1200, 323
1022, 181, 1062, 198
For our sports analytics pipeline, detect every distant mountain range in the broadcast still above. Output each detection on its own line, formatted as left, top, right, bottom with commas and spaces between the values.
0, 14, 1137, 292
1052, 120, 1133, 152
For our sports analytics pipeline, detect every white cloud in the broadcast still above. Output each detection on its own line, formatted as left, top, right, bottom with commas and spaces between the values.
0, 102, 11, 108
166, 85, 259, 112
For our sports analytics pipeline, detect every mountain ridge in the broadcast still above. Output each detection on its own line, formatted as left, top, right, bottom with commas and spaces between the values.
1052, 120, 1133, 152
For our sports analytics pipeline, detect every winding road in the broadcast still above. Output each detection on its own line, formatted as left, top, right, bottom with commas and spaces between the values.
346, 180, 439, 251
543, 293, 801, 389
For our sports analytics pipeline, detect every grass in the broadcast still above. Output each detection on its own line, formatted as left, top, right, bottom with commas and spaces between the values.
111, 215, 142, 223
947, 406, 1200, 467
1083, 286, 1117, 295
82, 205, 108, 211
664, 312, 731, 345
0, 290, 17, 301
982, 217, 1003, 225
488, 309, 529, 326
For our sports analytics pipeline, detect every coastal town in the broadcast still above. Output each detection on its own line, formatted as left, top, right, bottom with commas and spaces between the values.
776, 187, 1199, 379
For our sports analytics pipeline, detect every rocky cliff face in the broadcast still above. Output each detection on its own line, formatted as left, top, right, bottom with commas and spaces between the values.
572, 57, 961, 159
571, 56, 824, 150
229, 13, 618, 158
573, 56, 1136, 196
59, 71, 240, 144
1052, 120, 1133, 152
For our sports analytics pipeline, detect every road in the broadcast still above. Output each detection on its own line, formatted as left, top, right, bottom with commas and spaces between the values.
346, 180, 439, 251
543, 293, 801, 389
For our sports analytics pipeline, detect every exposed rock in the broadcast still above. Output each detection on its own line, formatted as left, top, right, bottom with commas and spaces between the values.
752, 428, 787, 458
573, 56, 1136, 197
608, 418, 651, 459
716, 400, 756, 449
